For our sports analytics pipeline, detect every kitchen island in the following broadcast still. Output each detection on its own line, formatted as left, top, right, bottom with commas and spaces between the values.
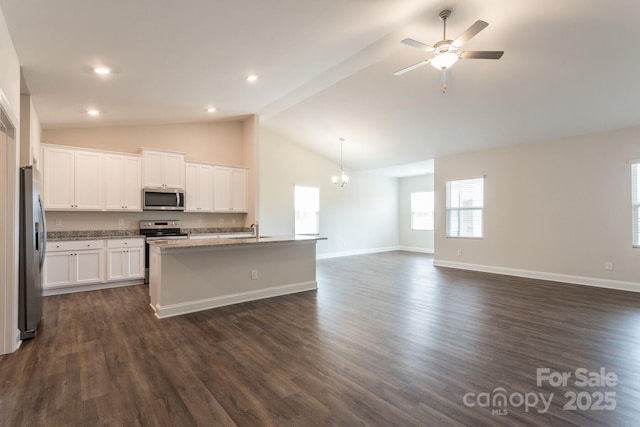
147, 235, 325, 318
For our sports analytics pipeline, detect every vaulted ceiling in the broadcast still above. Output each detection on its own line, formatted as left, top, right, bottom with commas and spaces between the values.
2, 0, 640, 175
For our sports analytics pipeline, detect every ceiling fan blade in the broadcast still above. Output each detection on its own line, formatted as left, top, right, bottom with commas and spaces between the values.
401, 38, 435, 52
452, 20, 488, 47
393, 59, 431, 76
460, 51, 504, 59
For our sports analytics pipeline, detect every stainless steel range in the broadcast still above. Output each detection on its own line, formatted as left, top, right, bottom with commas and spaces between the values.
140, 220, 189, 283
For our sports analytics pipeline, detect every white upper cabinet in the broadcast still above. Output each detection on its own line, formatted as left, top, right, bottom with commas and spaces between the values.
104, 154, 142, 211
43, 146, 103, 210
142, 149, 184, 189
185, 162, 213, 212
213, 166, 247, 213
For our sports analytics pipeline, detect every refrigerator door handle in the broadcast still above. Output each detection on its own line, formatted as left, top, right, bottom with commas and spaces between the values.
38, 195, 47, 268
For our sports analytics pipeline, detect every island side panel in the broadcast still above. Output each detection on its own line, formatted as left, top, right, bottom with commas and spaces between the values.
152, 240, 318, 318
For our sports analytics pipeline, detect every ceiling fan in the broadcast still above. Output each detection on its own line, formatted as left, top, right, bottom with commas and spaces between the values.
395, 9, 504, 93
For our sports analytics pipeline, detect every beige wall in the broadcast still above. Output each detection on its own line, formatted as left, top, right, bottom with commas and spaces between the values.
435, 126, 640, 289
260, 129, 399, 256
44, 120, 245, 165
399, 174, 434, 252
0, 6, 21, 354
42, 118, 256, 231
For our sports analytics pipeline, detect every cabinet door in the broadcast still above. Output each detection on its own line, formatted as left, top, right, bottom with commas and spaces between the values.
184, 163, 199, 212
126, 247, 145, 279
104, 154, 125, 210
197, 164, 213, 211
163, 153, 184, 189
106, 249, 127, 281
104, 154, 141, 211
43, 147, 75, 209
75, 151, 103, 210
122, 156, 142, 210
213, 166, 231, 211
43, 252, 74, 288
75, 250, 104, 284
230, 168, 247, 212
143, 151, 164, 188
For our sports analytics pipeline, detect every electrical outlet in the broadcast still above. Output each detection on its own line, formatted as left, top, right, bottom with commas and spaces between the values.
55, 218, 62, 226
117, 218, 124, 226
456, 249, 462, 256
219, 218, 224, 224
251, 270, 258, 280
605, 262, 614, 271
232, 217, 236, 224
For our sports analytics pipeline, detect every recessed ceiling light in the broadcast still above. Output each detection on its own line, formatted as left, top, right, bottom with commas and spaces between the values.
93, 67, 111, 75
87, 109, 100, 116
206, 107, 216, 113
246, 74, 258, 83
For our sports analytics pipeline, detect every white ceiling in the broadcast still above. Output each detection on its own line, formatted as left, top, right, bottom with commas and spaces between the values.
2, 0, 640, 177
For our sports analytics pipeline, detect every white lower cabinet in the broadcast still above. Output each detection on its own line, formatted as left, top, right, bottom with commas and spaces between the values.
106, 239, 145, 281
43, 240, 105, 289
44, 238, 145, 291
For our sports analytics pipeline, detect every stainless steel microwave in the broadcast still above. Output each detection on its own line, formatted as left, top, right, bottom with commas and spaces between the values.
142, 188, 185, 211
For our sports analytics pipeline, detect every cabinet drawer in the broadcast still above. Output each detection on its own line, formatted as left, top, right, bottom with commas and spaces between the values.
107, 238, 145, 249
47, 240, 104, 252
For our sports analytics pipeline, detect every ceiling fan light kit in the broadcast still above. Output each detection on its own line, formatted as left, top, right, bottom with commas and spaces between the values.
395, 9, 504, 93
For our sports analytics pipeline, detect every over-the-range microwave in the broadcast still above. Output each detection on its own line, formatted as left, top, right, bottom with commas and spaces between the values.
142, 188, 185, 211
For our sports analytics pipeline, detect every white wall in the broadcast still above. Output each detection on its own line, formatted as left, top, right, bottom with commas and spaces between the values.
0, 6, 22, 354
434, 126, 640, 291
260, 129, 399, 257
398, 174, 434, 253
20, 94, 41, 167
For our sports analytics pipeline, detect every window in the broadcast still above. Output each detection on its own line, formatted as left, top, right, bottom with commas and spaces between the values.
411, 191, 434, 231
633, 162, 639, 247
446, 177, 484, 238
294, 186, 319, 235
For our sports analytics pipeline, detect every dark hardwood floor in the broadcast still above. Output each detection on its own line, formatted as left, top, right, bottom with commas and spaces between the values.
2, 251, 640, 426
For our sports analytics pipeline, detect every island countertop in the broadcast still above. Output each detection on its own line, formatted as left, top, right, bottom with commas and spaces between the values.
148, 234, 324, 318
147, 234, 325, 250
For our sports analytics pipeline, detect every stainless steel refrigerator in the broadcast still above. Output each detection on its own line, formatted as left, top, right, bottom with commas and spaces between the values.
19, 165, 47, 339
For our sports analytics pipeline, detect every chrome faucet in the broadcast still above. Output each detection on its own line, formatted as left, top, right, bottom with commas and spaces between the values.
250, 223, 259, 238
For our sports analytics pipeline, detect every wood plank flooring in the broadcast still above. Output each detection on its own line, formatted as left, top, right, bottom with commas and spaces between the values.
2, 251, 640, 426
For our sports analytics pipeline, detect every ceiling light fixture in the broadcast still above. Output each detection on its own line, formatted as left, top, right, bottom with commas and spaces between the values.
247, 74, 258, 83
93, 66, 111, 75
331, 137, 349, 187
87, 109, 100, 116
395, 9, 504, 93
206, 107, 216, 113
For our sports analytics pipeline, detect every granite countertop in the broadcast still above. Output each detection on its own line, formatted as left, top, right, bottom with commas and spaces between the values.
47, 228, 252, 242
47, 230, 144, 242
148, 235, 326, 250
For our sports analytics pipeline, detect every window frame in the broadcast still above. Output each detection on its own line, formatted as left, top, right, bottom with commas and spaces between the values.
410, 191, 435, 231
445, 177, 484, 239
294, 185, 320, 235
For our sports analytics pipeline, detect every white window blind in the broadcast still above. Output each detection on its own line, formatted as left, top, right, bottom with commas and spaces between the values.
446, 177, 484, 238
294, 186, 319, 235
411, 191, 434, 231
633, 162, 639, 247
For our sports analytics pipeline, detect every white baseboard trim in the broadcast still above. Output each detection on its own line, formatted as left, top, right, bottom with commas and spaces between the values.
152, 280, 318, 319
43, 279, 145, 296
399, 246, 435, 254
433, 260, 640, 293
15, 329, 22, 351
317, 246, 400, 259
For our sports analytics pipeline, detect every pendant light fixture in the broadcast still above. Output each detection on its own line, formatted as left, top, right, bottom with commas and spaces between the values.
331, 137, 349, 187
